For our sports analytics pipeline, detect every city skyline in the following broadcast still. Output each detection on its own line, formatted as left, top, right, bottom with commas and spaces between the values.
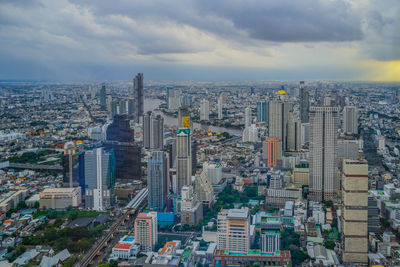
0, 0, 399, 82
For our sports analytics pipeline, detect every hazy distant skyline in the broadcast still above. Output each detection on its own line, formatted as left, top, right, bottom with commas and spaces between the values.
1, 0, 399, 82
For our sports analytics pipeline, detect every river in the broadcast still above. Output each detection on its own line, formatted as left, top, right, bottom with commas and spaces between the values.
144, 98, 242, 136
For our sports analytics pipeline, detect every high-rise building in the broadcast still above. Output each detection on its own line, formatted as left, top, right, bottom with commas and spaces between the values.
143, 111, 151, 149
148, 151, 169, 211
342, 159, 368, 264
263, 138, 282, 168
144, 112, 164, 150
343, 106, 358, 135
191, 140, 197, 175
99, 83, 107, 111
109, 100, 118, 120
178, 106, 190, 128
127, 98, 134, 118
242, 124, 258, 143
194, 171, 214, 207
118, 100, 126, 114
203, 162, 222, 185
180, 185, 203, 225
175, 128, 191, 195
217, 97, 223, 120
287, 112, 301, 151
299, 81, 309, 123
62, 142, 82, 188
84, 147, 116, 211
256, 102, 268, 123
309, 106, 338, 201
261, 233, 280, 254
104, 114, 141, 183
133, 73, 144, 122
245, 107, 252, 127
167, 89, 181, 110
268, 91, 292, 151
134, 212, 157, 252
217, 207, 250, 253
200, 99, 209, 121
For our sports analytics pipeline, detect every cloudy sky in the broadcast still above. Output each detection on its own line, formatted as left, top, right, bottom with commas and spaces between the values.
0, 0, 399, 81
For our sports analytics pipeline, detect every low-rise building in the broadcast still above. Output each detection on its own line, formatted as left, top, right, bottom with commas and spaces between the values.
39, 187, 81, 210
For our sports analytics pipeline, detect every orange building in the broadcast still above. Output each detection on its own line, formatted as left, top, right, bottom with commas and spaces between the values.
265, 138, 282, 168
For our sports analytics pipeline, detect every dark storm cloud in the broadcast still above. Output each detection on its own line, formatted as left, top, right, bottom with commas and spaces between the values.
71, 0, 363, 43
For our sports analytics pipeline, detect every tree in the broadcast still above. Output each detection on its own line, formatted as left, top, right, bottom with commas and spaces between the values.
34, 201, 40, 209
324, 240, 336, 250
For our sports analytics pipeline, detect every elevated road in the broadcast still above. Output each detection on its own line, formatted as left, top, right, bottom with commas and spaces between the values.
75, 188, 148, 267
4, 162, 63, 171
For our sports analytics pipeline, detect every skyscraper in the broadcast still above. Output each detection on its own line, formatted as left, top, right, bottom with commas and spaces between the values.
343, 106, 358, 135
256, 102, 268, 123
309, 106, 338, 201
244, 107, 252, 127
287, 112, 301, 151
109, 99, 118, 120
299, 81, 309, 123
134, 212, 158, 252
264, 138, 282, 168
268, 91, 292, 151
148, 151, 169, 211
143, 111, 151, 149
143, 112, 164, 149
99, 83, 107, 111
342, 159, 368, 264
84, 147, 116, 211
200, 99, 209, 121
150, 114, 164, 149
217, 97, 223, 120
127, 98, 134, 119
133, 73, 144, 122
62, 142, 82, 188
178, 106, 190, 128
104, 114, 141, 183
119, 100, 127, 114
175, 128, 191, 195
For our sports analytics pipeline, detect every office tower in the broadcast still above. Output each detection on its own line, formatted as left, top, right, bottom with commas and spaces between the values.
166, 138, 176, 168
119, 100, 127, 114
181, 95, 192, 107
180, 185, 203, 225
178, 106, 190, 128
127, 98, 134, 118
175, 128, 191, 195
368, 196, 381, 234
309, 106, 338, 201
242, 124, 258, 143
217, 97, 223, 120
338, 138, 359, 162
263, 138, 282, 168
134, 212, 157, 252
99, 83, 107, 111
148, 151, 169, 211
287, 112, 301, 151
143, 111, 151, 149
104, 114, 141, 183
200, 99, 209, 121
343, 106, 358, 135
62, 142, 82, 188
133, 73, 144, 122
217, 207, 250, 253
150, 115, 164, 149
203, 162, 222, 185
191, 140, 197, 175
244, 107, 252, 127
299, 81, 309, 123
84, 147, 116, 211
268, 91, 293, 151
167, 89, 181, 110
144, 112, 164, 149
300, 122, 310, 147
194, 171, 214, 207
256, 102, 268, 123
109, 100, 118, 119
342, 159, 368, 264
324, 96, 332, 106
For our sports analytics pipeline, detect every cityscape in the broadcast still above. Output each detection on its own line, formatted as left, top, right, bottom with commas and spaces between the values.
1, 0, 400, 267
